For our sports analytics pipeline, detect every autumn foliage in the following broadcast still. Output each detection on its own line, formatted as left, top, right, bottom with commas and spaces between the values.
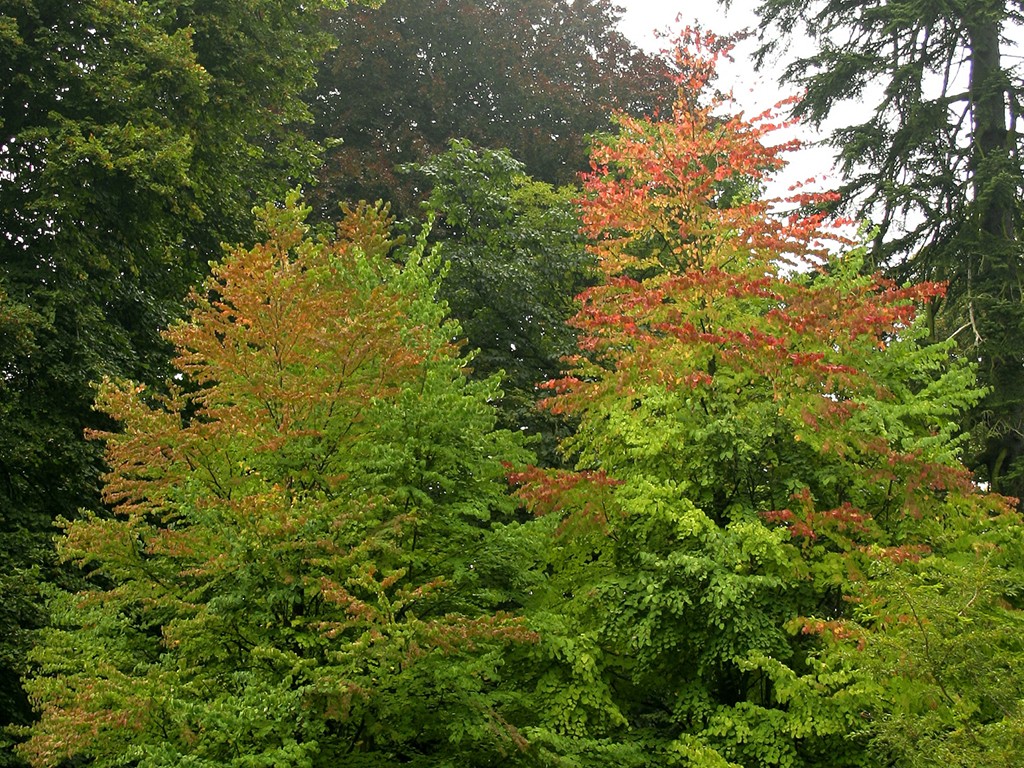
21, 196, 535, 767
18, 28, 1024, 768
507, 29, 1024, 768
518, 29, 981, 529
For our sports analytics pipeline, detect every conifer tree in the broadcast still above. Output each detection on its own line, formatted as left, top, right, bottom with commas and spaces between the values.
740, 0, 1024, 498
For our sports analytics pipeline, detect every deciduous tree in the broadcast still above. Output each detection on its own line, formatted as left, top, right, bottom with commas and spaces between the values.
509, 30, 1024, 767
0, 0, 374, 749
20, 194, 536, 768
411, 140, 596, 466
305, 0, 677, 218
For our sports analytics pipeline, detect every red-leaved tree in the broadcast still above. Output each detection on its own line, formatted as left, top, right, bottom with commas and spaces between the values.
506, 29, 1024, 768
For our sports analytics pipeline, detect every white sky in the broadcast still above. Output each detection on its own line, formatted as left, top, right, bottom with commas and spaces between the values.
617, 1, 762, 53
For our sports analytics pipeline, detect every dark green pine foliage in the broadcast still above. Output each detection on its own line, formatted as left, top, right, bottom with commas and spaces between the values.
305, 0, 677, 218
738, 0, 1024, 499
0, 0, 373, 755
410, 141, 596, 467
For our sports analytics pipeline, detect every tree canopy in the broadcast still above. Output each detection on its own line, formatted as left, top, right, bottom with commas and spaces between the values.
7, 7, 1024, 768
410, 140, 596, 466
0, 0, 374, 750
21, 194, 536, 768
507, 29, 1024, 767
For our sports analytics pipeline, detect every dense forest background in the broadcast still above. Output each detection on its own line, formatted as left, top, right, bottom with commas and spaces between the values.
2, 1, 1024, 766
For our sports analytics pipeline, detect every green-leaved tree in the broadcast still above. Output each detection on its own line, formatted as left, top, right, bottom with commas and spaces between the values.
20, 193, 538, 768
410, 141, 596, 466
0, 0, 376, 748
509, 30, 1024, 767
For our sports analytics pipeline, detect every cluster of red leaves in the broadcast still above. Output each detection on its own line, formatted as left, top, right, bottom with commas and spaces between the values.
762, 502, 873, 542
859, 544, 932, 564
420, 614, 540, 655
25, 695, 148, 768
532, 23, 950, 435
167, 202, 430, 453
506, 463, 623, 533
789, 617, 865, 649
578, 28, 845, 272
87, 203, 436, 527
544, 268, 945, 426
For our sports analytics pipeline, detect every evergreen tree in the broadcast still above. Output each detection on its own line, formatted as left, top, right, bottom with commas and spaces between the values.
738, 0, 1024, 498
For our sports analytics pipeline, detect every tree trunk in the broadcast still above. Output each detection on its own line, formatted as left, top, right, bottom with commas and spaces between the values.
968, 12, 1014, 242
966, 9, 1024, 499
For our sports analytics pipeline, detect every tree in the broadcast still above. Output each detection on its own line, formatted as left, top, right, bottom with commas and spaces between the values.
0, 0, 372, 750
508, 30, 1024, 767
737, 0, 1024, 498
410, 140, 596, 466
20, 194, 538, 768
305, 0, 677, 218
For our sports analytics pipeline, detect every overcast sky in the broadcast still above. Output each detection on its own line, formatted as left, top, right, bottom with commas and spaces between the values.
617, 0, 762, 54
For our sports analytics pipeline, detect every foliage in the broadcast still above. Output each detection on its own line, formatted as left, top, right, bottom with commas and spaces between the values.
20, 193, 537, 768
840, 495, 1024, 768
0, 0, 375, 750
305, 0, 677, 218
9, 8, 1024, 766
508, 29, 1024, 767
739, 0, 1024, 498
410, 140, 596, 466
